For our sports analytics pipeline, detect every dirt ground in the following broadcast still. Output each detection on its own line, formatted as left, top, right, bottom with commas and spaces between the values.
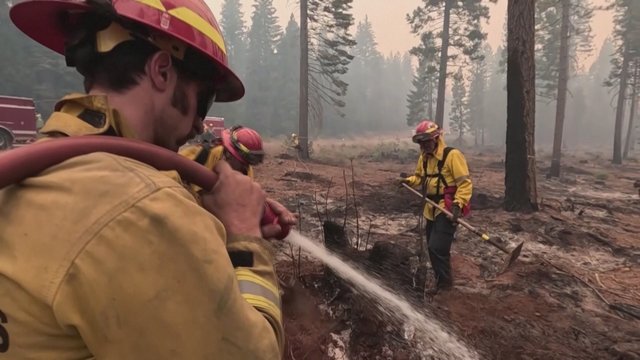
257, 138, 640, 360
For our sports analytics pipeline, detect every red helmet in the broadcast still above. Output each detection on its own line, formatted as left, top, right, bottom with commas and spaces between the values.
222, 126, 265, 166
412, 120, 442, 143
9, 0, 244, 102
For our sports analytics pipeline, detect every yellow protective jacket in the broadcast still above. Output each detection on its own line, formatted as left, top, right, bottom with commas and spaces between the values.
405, 137, 473, 221
0, 94, 283, 359
180, 143, 255, 181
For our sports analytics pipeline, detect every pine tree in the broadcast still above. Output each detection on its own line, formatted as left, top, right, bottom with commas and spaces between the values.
535, 0, 594, 176
407, 0, 492, 127
344, 16, 383, 130
220, 0, 247, 75
485, 45, 508, 145
505, 0, 538, 212
406, 58, 430, 126
307, 0, 356, 127
449, 68, 469, 145
213, 0, 249, 125
271, 14, 300, 135
406, 32, 439, 125
606, 0, 640, 164
468, 45, 489, 146
244, 0, 282, 131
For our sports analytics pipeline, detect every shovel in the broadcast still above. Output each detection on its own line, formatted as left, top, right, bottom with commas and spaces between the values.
401, 183, 524, 272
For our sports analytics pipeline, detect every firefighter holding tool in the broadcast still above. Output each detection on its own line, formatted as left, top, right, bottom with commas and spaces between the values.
399, 120, 473, 294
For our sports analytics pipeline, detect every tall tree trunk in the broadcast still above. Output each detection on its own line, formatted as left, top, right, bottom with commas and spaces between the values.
434, 0, 452, 127
481, 127, 485, 146
298, 0, 310, 159
427, 79, 434, 119
505, 0, 538, 212
549, 0, 571, 178
623, 62, 639, 159
613, 47, 630, 165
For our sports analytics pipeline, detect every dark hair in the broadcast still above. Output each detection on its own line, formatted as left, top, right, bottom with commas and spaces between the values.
80, 40, 159, 92
64, 13, 218, 99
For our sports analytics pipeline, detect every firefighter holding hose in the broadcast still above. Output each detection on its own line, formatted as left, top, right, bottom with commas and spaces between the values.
0, 0, 287, 358
180, 125, 297, 227
399, 120, 473, 295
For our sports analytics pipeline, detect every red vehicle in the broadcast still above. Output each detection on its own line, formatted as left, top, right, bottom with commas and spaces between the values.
203, 116, 224, 137
0, 95, 38, 150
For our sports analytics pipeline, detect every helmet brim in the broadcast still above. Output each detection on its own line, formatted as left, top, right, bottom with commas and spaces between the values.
10, 0, 90, 55
221, 129, 247, 165
9, 0, 245, 102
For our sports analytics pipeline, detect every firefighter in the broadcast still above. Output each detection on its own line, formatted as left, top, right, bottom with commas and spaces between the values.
0, 0, 285, 358
399, 120, 473, 294
180, 125, 297, 225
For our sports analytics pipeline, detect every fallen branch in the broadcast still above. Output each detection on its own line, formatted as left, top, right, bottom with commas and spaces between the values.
540, 257, 640, 320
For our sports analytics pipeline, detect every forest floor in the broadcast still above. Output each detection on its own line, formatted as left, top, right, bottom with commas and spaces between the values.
256, 136, 640, 360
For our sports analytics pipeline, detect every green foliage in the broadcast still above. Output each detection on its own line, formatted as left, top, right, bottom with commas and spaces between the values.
606, 0, 640, 90
308, 0, 356, 125
467, 45, 489, 145
269, 15, 300, 135
243, 0, 282, 132
213, 0, 249, 127
449, 68, 470, 143
406, 32, 439, 126
407, 0, 491, 63
535, 0, 594, 100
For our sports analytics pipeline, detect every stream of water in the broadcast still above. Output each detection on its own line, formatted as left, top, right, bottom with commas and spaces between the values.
286, 230, 479, 360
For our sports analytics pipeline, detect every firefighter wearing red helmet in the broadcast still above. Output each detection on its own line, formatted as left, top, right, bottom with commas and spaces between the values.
399, 120, 473, 294
0, 0, 285, 358
180, 125, 297, 226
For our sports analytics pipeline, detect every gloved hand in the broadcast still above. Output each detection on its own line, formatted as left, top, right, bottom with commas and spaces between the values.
397, 177, 410, 188
450, 204, 462, 224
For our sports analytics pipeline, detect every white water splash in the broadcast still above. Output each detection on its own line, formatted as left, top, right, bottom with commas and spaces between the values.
286, 230, 480, 360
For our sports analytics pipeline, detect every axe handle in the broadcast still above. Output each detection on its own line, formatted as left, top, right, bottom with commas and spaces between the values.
401, 183, 509, 254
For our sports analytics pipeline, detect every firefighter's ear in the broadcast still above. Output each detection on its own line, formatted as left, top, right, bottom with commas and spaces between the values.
147, 51, 174, 91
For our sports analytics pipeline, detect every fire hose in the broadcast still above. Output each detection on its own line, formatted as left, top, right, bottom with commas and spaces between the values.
0, 136, 291, 240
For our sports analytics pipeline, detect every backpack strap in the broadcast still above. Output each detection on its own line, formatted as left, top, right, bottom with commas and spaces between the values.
194, 143, 212, 166
436, 147, 454, 188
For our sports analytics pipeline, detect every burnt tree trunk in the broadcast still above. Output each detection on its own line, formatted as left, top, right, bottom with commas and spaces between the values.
623, 61, 639, 159
434, 0, 452, 127
505, 0, 538, 212
613, 47, 631, 165
549, 0, 571, 178
298, 0, 310, 160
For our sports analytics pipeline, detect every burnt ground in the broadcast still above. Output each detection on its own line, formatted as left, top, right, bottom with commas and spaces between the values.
258, 139, 640, 360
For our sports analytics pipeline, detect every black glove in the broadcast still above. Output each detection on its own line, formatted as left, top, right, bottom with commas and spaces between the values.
450, 204, 462, 224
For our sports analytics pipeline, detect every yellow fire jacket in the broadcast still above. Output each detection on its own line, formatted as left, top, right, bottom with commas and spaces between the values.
179, 143, 255, 185
405, 137, 473, 221
0, 94, 283, 359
